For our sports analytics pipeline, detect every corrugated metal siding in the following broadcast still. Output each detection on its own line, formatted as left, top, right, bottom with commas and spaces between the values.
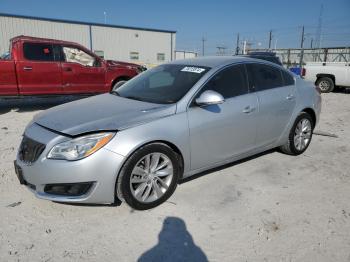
175, 51, 197, 60
91, 26, 174, 65
0, 16, 90, 55
0, 15, 175, 66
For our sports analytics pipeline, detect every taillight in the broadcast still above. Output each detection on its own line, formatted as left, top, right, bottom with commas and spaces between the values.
301, 68, 306, 77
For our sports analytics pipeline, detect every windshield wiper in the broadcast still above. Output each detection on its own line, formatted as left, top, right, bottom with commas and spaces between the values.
124, 96, 145, 102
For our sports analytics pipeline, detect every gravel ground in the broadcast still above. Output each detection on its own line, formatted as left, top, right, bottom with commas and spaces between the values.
0, 91, 349, 262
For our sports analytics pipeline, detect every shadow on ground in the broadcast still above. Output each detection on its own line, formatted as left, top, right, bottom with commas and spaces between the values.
180, 149, 276, 184
0, 95, 90, 114
333, 87, 350, 94
138, 217, 208, 262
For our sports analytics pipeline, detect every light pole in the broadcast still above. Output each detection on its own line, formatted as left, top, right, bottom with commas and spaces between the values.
274, 38, 278, 50
104, 11, 107, 24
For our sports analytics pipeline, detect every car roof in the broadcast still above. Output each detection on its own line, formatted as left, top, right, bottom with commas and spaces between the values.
11, 35, 84, 47
169, 56, 262, 69
247, 51, 277, 56
169, 55, 284, 70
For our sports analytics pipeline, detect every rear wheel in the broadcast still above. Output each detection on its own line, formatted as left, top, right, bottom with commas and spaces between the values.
118, 143, 180, 210
316, 77, 334, 93
280, 112, 314, 155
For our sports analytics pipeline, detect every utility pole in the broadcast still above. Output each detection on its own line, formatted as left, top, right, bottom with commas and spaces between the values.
314, 4, 323, 49
103, 11, 107, 24
201, 37, 206, 56
310, 38, 313, 49
235, 33, 240, 55
268, 30, 272, 49
299, 25, 305, 68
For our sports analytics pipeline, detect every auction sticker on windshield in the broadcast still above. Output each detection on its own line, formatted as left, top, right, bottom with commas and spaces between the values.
181, 67, 206, 73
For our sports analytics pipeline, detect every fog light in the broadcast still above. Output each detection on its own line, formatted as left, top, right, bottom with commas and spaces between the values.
44, 182, 94, 196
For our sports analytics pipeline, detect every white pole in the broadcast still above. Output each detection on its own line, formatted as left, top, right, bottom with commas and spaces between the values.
243, 40, 247, 54
104, 11, 107, 24
274, 39, 278, 50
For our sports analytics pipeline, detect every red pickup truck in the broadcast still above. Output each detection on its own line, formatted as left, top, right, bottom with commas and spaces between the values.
0, 36, 142, 97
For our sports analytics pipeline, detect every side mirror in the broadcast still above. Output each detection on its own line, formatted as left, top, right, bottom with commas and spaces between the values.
195, 90, 225, 106
93, 59, 102, 67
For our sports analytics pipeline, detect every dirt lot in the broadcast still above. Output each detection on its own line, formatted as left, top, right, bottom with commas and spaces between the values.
0, 92, 349, 262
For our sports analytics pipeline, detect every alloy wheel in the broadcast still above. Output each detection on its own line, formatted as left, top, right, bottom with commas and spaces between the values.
294, 118, 312, 151
129, 153, 174, 203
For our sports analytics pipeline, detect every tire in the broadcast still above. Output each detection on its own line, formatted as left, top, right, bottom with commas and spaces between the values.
316, 77, 334, 93
118, 143, 181, 210
111, 80, 127, 92
280, 112, 314, 155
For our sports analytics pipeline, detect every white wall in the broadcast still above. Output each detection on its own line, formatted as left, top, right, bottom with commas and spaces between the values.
0, 16, 90, 54
0, 15, 175, 67
175, 51, 197, 60
91, 25, 175, 66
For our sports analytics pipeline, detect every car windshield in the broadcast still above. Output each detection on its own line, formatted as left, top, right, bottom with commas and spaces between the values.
114, 64, 210, 104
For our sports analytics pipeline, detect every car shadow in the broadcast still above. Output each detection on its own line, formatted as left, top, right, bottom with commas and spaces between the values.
0, 95, 90, 114
138, 217, 208, 262
333, 87, 350, 94
53, 197, 122, 207
180, 149, 276, 184
54, 202, 121, 207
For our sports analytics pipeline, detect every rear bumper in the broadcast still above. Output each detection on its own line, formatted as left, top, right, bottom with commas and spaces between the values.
15, 123, 125, 204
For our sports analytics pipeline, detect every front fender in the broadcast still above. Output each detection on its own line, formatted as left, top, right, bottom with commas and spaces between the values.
104, 112, 191, 175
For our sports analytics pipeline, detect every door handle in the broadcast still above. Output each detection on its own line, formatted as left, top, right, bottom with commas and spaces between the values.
23, 66, 32, 71
286, 94, 295, 100
63, 67, 72, 72
243, 106, 255, 114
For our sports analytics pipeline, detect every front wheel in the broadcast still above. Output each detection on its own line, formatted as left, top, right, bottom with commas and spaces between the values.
280, 112, 314, 155
118, 143, 180, 210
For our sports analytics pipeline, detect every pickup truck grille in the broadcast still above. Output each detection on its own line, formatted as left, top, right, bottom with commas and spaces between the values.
18, 136, 46, 164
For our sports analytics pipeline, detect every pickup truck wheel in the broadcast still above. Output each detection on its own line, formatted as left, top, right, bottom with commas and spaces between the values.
112, 80, 127, 92
316, 77, 334, 93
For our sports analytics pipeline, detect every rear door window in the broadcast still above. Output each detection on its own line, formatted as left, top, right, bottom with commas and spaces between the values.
23, 43, 54, 61
247, 63, 284, 91
199, 64, 248, 99
52, 45, 64, 62
281, 70, 295, 86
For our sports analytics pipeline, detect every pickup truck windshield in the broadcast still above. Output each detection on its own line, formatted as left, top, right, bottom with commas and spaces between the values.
114, 64, 210, 104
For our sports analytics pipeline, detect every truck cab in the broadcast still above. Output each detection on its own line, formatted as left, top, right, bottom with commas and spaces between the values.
302, 62, 350, 93
0, 36, 142, 97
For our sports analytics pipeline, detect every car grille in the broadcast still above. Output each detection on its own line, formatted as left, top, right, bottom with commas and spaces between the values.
18, 136, 46, 164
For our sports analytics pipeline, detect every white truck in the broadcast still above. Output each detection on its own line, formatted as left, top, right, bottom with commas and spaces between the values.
302, 62, 350, 93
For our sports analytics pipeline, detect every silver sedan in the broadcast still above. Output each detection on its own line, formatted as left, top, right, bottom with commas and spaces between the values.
15, 57, 321, 210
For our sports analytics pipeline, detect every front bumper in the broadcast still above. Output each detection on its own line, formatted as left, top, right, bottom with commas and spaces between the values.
15, 123, 125, 204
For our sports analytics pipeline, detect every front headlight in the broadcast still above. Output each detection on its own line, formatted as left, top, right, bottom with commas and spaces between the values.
47, 132, 114, 161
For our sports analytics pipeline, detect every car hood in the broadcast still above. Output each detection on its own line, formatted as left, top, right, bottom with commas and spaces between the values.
106, 60, 140, 69
34, 94, 176, 136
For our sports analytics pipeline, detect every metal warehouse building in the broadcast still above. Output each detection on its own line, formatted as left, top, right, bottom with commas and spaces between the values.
0, 13, 176, 66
